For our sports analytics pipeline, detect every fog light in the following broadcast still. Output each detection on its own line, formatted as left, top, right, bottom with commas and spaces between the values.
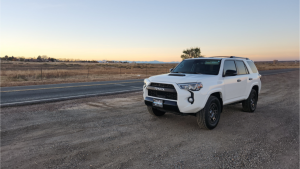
188, 97, 194, 103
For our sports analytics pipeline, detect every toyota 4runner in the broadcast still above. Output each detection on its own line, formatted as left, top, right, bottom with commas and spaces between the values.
143, 56, 261, 130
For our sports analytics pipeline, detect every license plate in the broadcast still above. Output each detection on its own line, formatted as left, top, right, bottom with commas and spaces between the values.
153, 99, 163, 108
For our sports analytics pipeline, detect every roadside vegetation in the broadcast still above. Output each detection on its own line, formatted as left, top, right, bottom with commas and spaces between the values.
0, 62, 177, 87
0, 59, 299, 87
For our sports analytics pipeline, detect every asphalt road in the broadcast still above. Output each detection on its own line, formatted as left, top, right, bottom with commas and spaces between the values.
0, 68, 297, 107
1, 79, 144, 107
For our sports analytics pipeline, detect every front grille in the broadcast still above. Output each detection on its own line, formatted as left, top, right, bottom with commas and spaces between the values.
148, 90, 177, 100
150, 83, 175, 89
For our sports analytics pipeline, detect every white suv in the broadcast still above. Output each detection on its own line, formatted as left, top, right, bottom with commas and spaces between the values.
143, 56, 261, 130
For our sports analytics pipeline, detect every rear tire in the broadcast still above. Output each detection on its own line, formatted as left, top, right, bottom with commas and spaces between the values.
147, 106, 166, 116
242, 89, 257, 112
196, 96, 221, 130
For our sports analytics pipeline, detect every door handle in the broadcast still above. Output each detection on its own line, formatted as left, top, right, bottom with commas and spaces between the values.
249, 78, 253, 80
237, 79, 241, 82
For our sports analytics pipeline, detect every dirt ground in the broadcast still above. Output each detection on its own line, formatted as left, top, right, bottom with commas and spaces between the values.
1, 70, 299, 169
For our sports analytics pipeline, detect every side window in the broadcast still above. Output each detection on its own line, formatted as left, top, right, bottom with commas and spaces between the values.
247, 61, 258, 73
223, 60, 237, 76
235, 61, 248, 75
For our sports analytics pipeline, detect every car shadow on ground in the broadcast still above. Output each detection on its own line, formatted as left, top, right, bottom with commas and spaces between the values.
147, 103, 247, 131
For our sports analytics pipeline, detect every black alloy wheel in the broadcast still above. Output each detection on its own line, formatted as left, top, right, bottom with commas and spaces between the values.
242, 89, 258, 112
250, 95, 256, 110
196, 96, 221, 130
208, 103, 219, 126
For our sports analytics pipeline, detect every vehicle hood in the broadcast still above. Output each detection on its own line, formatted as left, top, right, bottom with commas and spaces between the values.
148, 73, 217, 84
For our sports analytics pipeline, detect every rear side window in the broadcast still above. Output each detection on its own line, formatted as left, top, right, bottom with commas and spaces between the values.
235, 61, 248, 75
247, 61, 258, 73
223, 60, 237, 76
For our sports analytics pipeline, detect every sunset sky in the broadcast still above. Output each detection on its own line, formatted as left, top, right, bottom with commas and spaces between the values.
1, 0, 299, 62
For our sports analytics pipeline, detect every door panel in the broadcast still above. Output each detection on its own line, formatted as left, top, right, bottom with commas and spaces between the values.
235, 61, 250, 98
224, 76, 243, 100
237, 75, 248, 97
223, 60, 248, 101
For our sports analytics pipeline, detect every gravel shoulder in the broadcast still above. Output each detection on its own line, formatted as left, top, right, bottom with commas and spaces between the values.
1, 70, 299, 169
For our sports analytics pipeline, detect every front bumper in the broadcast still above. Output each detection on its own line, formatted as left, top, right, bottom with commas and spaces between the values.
143, 82, 209, 113
144, 97, 180, 112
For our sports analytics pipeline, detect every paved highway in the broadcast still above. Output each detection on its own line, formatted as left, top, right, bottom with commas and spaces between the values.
1, 79, 144, 107
1, 69, 298, 107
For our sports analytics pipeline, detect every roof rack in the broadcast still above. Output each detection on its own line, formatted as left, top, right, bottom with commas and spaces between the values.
209, 56, 230, 58
209, 56, 249, 60
230, 56, 249, 60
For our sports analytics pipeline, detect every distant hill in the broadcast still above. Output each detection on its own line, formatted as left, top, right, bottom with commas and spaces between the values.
134, 60, 180, 64
98, 60, 180, 64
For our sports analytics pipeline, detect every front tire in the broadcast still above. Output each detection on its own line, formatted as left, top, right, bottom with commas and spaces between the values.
196, 96, 221, 130
242, 89, 258, 112
147, 106, 166, 116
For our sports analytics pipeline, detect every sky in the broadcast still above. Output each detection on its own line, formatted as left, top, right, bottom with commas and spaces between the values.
1, 0, 299, 62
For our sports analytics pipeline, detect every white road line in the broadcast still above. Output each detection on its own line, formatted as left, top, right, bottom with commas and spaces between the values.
130, 86, 143, 89
1, 80, 143, 89
114, 84, 126, 86
1, 80, 143, 93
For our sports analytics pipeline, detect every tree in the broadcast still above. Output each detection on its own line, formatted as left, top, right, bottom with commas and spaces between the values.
49, 58, 56, 62
19, 56, 25, 61
180, 47, 204, 60
8, 56, 14, 61
4, 55, 8, 60
41, 55, 48, 60
37, 55, 42, 60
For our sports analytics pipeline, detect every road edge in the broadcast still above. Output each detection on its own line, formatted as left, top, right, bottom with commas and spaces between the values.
0, 89, 142, 108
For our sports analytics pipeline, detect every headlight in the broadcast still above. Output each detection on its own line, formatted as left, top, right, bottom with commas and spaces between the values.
144, 79, 151, 88
177, 82, 203, 91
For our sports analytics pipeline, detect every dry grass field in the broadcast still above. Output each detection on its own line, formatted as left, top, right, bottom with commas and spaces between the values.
0, 60, 299, 87
0, 61, 177, 87
255, 61, 299, 71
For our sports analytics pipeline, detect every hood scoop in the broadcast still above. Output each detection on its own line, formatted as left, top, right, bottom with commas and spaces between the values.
168, 73, 186, 76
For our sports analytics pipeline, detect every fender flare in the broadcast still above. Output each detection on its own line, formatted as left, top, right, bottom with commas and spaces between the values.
248, 83, 259, 96
201, 88, 223, 110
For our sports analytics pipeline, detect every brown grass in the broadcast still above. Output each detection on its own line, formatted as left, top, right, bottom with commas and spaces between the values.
254, 61, 299, 70
1, 61, 298, 87
0, 61, 177, 87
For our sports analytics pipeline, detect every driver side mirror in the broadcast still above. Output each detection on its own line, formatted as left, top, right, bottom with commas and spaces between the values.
224, 70, 237, 76
169, 68, 174, 72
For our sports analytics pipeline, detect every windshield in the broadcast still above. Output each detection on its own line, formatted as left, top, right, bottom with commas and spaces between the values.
172, 59, 221, 75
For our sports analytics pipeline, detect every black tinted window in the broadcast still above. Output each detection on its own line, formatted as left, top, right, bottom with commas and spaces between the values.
172, 59, 221, 75
223, 60, 237, 76
235, 61, 248, 75
247, 61, 258, 73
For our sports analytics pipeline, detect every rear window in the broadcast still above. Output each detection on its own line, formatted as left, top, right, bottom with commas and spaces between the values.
235, 61, 248, 75
247, 61, 258, 73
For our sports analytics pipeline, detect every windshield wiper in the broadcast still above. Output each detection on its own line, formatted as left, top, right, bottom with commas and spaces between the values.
172, 72, 204, 74
185, 72, 201, 74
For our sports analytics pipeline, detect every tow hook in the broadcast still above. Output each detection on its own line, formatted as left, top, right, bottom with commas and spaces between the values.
188, 90, 194, 104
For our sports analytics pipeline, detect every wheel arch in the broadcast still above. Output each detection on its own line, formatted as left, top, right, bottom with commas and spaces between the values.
252, 85, 259, 100
209, 92, 223, 113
